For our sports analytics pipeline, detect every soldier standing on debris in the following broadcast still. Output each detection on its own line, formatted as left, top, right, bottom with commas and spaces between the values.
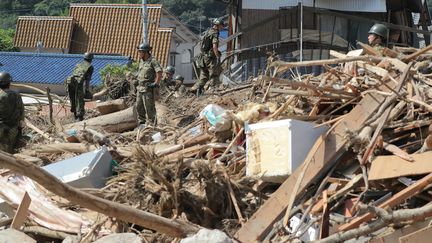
65, 52, 94, 121
0, 72, 24, 153
368, 24, 388, 53
191, 18, 224, 96
135, 43, 162, 127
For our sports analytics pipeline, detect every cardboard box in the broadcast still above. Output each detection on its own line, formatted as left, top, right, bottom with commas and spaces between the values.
246, 119, 327, 183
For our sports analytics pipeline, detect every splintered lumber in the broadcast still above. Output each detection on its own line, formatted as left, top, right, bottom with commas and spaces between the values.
95, 99, 127, 115
11, 192, 31, 230
35, 143, 97, 154
360, 62, 413, 165
0, 150, 199, 238
156, 134, 212, 157
368, 151, 432, 180
235, 78, 397, 242
369, 220, 431, 243
357, 42, 382, 56
321, 203, 432, 243
270, 55, 382, 74
398, 225, 432, 243
339, 172, 432, 232
402, 44, 432, 62
65, 106, 137, 133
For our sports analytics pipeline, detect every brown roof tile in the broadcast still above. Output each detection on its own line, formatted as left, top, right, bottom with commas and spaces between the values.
14, 16, 74, 50
69, 4, 172, 66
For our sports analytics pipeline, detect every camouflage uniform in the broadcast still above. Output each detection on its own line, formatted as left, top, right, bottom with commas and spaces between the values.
65, 60, 94, 119
159, 74, 175, 96
195, 28, 220, 90
136, 56, 162, 125
0, 89, 24, 153
373, 44, 385, 55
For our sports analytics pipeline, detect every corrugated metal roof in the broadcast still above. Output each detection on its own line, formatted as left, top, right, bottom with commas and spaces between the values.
14, 16, 75, 49
69, 3, 172, 66
0, 52, 129, 86
242, 0, 387, 12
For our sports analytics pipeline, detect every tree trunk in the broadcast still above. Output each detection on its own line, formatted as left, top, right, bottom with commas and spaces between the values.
95, 99, 127, 115
65, 107, 137, 133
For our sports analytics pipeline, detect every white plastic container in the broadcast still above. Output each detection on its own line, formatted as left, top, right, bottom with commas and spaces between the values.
246, 119, 327, 183
43, 146, 113, 188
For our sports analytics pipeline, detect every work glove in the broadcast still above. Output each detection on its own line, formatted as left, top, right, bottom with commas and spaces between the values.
146, 82, 159, 88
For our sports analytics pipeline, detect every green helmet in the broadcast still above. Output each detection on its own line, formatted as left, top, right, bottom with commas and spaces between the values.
368, 24, 388, 39
137, 43, 152, 52
213, 18, 224, 26
174, 75, 184, 82
0, 72, 12, 86
165, 65, 175, 74
84, 52, 94, 60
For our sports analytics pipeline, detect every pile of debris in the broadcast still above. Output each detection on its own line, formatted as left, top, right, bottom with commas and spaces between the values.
0, 43, 432, 243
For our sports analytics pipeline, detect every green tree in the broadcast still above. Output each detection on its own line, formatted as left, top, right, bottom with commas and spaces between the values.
0, 28, 19, 52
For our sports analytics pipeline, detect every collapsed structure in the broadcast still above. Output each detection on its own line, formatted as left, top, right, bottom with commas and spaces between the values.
0, 41, 432, 242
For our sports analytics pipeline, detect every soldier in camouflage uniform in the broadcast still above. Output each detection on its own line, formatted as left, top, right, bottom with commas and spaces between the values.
191, 18, 224, 95
368, 24, 388, 53
157, 65, 175, 98
0, 72, 24, 153
173, 75, 187, 95
135, 43, 163, 126
65, 52, 94, 121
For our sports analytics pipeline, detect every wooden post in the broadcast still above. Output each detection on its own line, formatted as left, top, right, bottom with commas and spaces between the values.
11, 192, 31, 230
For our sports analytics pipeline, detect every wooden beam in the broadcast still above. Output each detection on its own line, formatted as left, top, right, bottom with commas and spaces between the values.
11, 192, 31, 230
271, 55, 382, 74
339, 172, 432, 231
399, 225, 432, 243
235, 77, 395, 242
402, 44, 432, 62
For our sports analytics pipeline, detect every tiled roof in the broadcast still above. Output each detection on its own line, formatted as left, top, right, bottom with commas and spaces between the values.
0, 52, 129, 86
14, 16, 75, 50
69, 3, 172, 66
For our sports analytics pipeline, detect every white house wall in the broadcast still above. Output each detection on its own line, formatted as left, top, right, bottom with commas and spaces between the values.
242, 0, 387, 12
174, 42, 195, 83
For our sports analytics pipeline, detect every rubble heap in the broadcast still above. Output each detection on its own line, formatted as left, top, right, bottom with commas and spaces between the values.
0, 44, 432, 243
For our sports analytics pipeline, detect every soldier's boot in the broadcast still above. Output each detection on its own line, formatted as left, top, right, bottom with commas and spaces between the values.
76, 115, 84, 122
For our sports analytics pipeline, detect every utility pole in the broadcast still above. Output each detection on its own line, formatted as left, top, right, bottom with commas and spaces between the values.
300, 0, 303, 62
142, 0, 148, 44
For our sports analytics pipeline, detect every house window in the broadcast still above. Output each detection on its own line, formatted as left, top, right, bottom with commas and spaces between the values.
170, 54, 176, 66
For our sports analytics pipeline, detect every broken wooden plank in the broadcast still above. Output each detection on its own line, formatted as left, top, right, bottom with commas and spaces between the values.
369, 219, 431, 243
235, 77, 396, 242
369, 151, 432, 180
11, 192, 31, 230
271, 55, 382, 75
399, 225, 432, 243
319, 190, 330, 239
339, 172, 432, 231
402, 44, 432, 62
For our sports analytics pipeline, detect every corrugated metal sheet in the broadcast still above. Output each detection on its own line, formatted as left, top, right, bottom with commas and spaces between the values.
0, 52, 129, 86
69, 4, 172, 66
14, 16, 74, 49
242, 0, 387, 12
